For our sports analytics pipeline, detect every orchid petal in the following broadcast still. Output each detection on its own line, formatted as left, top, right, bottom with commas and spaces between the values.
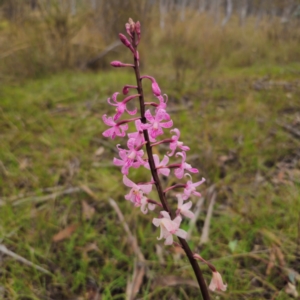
123, 175, 136, 188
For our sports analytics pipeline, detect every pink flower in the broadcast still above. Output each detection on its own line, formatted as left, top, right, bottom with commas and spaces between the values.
182, 174, 206, 200
140, 196, 156, 214
174, 152, 198, 179
141, 75, 161, 96
122, 85, 138, 95
144, 154, 170, 176
110, 61, 134, 68
144, 95, 170, 120
209, 272, 227, 292
155, 94, 168, 110
102, 115, 128, 139
152, 211, 187, 245
123, 175, 152, 206
141, 109, 173, 140
107, 92, 138, 121
128, 119, 145, 146
168, 128, 190, 156
113, 138, 145, 175
176, 194, 195, 219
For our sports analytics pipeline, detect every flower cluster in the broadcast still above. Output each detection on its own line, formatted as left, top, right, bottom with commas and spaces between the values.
102, 18, 226, 294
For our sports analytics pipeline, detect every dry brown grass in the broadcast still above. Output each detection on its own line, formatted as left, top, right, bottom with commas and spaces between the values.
0, 4, 300, 81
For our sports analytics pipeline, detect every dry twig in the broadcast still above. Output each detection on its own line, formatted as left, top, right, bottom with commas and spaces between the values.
108, 198, 146, 300
200, 190, 217, 245
186, 196, 204, 241
12, 187, 82, 206
277, 121, 300, 139
0, 244, 51, 275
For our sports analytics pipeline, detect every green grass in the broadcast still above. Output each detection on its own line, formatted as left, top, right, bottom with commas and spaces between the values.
0, 62, 300, 299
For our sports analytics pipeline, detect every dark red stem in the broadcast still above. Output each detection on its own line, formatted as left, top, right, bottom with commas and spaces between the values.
117, 117, 140, 125
147, 199, 163, 207
131, 32, 210, 300
164, 184, 186, 193
151, 139, 173, 147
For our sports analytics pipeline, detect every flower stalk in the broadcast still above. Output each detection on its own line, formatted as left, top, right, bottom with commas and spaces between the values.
132, 22, 210, 300
101, 18, 228, 299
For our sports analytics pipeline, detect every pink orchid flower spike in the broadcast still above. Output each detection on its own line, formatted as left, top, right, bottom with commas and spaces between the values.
209, 272, 227, 292
152, 211, 187, 245
141, 108, 173, 140
123, 175, 152, 206
176, 194, 195, 219
102, 115, 128, 139
168, 128, 190, 156
174, 151, 199, 179
144, 154, 170, 176
182, 173, 206, 200
107, 92, 139, 121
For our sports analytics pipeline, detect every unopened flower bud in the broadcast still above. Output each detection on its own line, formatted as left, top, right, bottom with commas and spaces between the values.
152, 81, 161, 96
122, 85, 138, 95
141, 76, 162, 96
135, 21, 141, 35
135, 21, 141, 45
125, 23, 133, 38
119, 33, 132, 48
128, 18, 135, 31
110, 61, 134, 68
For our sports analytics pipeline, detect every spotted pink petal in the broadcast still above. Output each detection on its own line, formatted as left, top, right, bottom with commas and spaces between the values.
160, 120, 173, 128
145, 109, 154, 122
103, 127, 116, 139
126, 107, 138, 115
174, 167, 184, 179
123, 175, 136, 188
102, 114, 115, 126
160, 155, 169, 166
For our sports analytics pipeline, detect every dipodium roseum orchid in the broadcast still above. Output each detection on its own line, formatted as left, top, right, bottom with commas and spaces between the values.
102, 115, 129, 139
113, 138, 145, 175
101, 18, 225, 299
141, 109, 173, 140
176, 194, 195, 219
209, 272, 227, 292
168, 128, 190, 156
140, 196, 156, 214
128, 119, 145, 146
123, 175, 152, 206
144, 154, 170, 176
152, 211, 187, 245
193, 254, 227, 292
182, 174, 206, 200
173, 151, 199, 179
107, 92, 139, 121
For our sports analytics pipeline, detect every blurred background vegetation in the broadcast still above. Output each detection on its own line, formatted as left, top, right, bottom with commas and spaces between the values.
0, 0, 300, 299
0, 0, 300, 80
